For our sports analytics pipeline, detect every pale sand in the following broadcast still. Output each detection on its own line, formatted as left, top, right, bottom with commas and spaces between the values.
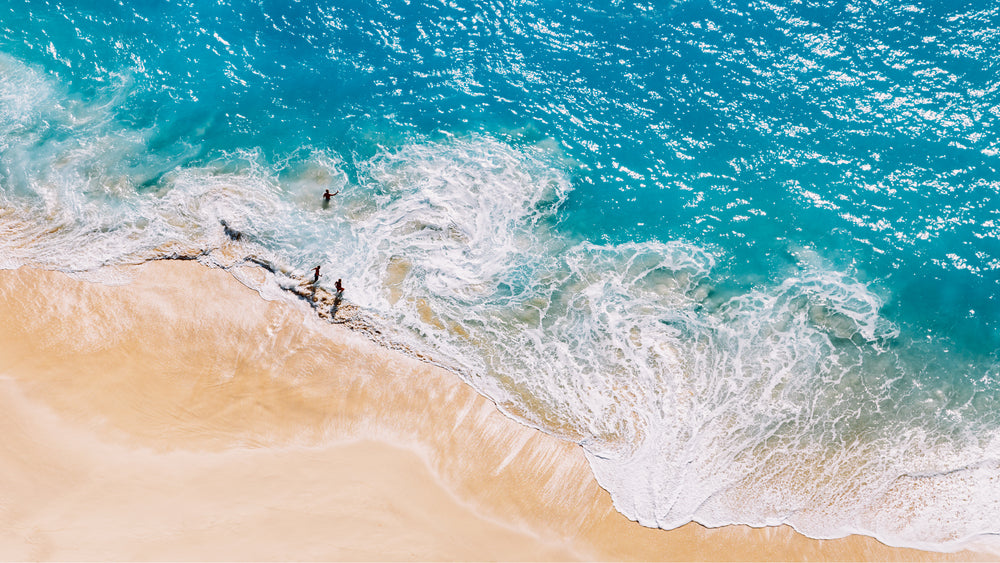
0, 261, 987, 561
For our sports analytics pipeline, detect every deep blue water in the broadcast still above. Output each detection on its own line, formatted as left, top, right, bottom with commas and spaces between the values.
3, 0, 1000, 551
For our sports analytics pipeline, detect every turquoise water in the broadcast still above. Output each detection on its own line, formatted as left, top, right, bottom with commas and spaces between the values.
3, 0, 1000, 551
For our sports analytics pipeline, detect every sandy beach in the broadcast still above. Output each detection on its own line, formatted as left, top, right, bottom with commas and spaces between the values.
0, 261, 988, 561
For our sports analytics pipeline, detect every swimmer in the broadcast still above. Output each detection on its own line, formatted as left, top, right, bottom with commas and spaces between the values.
322, 189, 339, 209
312, 265, 321, 283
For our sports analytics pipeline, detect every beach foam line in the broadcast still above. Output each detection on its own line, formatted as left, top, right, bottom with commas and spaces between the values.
0, 261, 986, 561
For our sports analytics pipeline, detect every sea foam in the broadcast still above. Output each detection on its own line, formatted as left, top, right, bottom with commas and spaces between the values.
3, 44, 1000, 554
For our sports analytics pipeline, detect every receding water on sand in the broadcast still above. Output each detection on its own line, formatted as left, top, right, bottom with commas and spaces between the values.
0, 262, 986, 561
4, 0, 1000, 554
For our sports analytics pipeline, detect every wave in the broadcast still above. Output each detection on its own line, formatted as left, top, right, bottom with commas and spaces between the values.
3, 50, 1000, 554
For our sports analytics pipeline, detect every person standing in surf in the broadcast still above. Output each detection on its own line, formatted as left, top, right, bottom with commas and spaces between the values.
330, 278, 345, 319
322, 189, 339, 208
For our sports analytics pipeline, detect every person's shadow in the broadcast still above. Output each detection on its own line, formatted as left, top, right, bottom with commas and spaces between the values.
331, 290, 343, 318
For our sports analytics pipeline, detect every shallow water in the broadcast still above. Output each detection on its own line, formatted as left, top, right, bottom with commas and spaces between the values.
2, 0, 1000, 552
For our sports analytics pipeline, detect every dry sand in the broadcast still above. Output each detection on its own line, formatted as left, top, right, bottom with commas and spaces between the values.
0, 261, 988, 561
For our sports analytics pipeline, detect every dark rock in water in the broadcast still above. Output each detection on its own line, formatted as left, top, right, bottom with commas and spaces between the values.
220, 219, 243, 241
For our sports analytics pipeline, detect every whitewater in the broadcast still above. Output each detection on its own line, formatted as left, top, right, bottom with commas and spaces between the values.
2, 0, 1000, 553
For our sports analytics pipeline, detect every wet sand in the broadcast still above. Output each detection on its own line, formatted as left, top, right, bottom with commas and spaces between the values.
0, 261, 988, 561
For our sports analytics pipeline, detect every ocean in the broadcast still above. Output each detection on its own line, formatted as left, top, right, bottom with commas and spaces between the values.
2, 0, 999, 552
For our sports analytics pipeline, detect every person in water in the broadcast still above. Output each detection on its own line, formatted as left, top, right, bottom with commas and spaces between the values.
322, 189, 339, 209
312, 265, 321, 283
331, 279, 344, 319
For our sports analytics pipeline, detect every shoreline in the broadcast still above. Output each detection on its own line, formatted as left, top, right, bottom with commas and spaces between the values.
0, 260, 988, 561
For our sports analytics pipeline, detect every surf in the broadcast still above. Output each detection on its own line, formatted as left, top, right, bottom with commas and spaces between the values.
3, 0, 1000, 553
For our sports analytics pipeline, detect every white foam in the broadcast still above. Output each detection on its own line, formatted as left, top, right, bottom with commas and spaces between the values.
3, 53, 1000, 550
330, 141, 1000, 550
